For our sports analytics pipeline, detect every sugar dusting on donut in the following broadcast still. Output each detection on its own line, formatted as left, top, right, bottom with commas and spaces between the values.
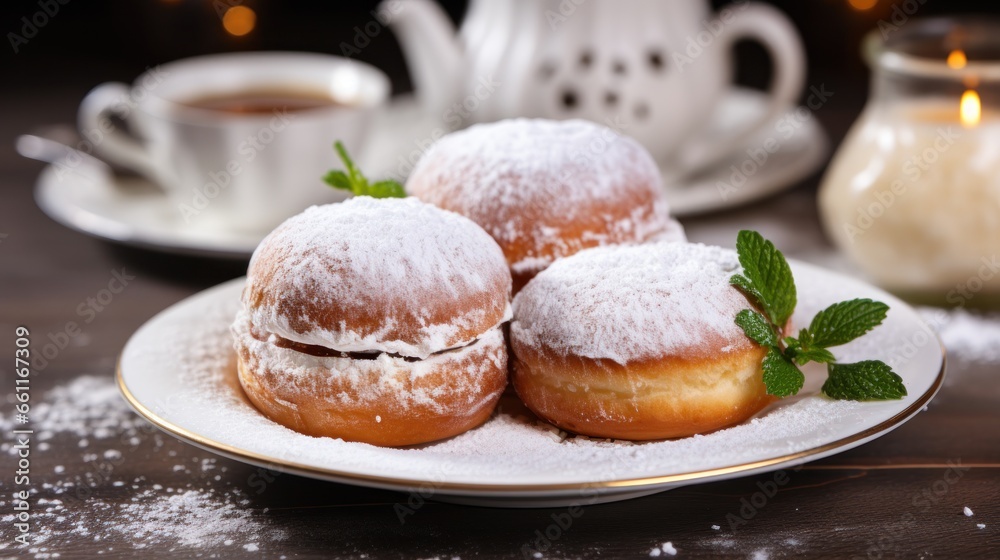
243, 197, 512, 360
232, 308, 506, 414
511, 242, 755, 364
406, 119, 685, 275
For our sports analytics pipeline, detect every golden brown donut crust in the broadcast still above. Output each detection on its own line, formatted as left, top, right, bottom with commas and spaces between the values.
511, 342, 774, 441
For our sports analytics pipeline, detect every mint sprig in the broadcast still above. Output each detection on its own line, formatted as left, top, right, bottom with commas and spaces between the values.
323, 141, 405, 199
762, 347, 804, 398
731, 230, 797, 327
823, 361, 907, 400
730, 230, 906, 401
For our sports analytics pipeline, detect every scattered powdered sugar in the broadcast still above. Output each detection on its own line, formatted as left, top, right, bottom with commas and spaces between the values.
0, 484, 281, 556
0, 376, 147, 447
511, 242, 754, 364
0, 376, 284, 557
685, 529, 808, 559
120, 278, 868, 487
117, 488, 277, 548
406, 119, 684, 273
919, 307, 1000, 364
244, 196, 511, 359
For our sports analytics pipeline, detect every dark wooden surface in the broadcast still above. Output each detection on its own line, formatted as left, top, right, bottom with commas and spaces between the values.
2, 84, 999, 560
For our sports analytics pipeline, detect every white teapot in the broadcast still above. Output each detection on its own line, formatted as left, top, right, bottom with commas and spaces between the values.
383, 0, 806, 172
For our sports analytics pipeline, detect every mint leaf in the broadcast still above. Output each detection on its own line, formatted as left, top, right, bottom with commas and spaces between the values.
808, 299, 889, 348
731, 230, 797, 327
794, 328, 812, 348
735, 309, 778, 347
728, 230, 905, 401
730, 274, 764, 311
762, 347, 805, 397
790, 347, 836, 365
324, 141, 406, 199
322, 170, 354, 192
335, 141, 365, 187
823, 360, 907, 400
369, 179, 406, 199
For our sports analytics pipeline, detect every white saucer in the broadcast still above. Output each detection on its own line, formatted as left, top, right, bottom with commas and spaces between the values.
36, 90, 826, 259
662, 88, 828, 215
118, 260, 943, 508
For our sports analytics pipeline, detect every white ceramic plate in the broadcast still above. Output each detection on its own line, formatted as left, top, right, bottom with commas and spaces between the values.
36, 89, 826, 260
117, 260, 943, 508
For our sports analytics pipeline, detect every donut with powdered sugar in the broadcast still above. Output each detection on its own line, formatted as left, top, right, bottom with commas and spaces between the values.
233, 197, 512, 447
406, 119, 686, 292
510, 242, 777, 440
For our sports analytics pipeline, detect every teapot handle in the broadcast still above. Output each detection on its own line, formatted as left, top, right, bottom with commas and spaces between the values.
383, 0, 463, 116
676, 2, 806, 174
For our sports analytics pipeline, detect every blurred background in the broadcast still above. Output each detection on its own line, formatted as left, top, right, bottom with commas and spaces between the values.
5, 0, 1000, 288
3, 3, 1000, 558
2, 0, 996, 136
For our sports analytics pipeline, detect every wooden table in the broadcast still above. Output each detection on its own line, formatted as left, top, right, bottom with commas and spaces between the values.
1, 86, 997, 560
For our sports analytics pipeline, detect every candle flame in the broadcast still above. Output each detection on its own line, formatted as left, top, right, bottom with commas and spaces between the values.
961, 89, 981, 127
948, 50, 967, 69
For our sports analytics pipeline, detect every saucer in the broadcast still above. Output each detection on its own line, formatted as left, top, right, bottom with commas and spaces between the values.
662, 88, 829, 215
35, 90, 827, 260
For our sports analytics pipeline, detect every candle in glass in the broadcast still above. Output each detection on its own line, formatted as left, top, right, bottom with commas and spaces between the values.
820, 19, 1000, 302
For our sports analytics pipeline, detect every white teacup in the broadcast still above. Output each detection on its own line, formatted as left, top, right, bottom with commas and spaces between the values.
78, 52, 390, 233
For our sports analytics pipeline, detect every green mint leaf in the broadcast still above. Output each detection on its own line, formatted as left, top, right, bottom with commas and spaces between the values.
730, 274, 764, 311
791, 347, 836, 365
322, 170, 355, 193
762, 347, 805, 397
735, 309, 778, 347
795, 328, 812, 348
324, 141, 406, 199
368, 179, 407, 199
808, 299, 889, 348
728, 230, 905, 400
334, 141, 366, 189
732, 230, 797, 327
823, 360, 907, 400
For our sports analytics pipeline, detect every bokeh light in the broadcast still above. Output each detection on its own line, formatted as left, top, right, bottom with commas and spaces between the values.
223, 6, 256, 37
960, 89, 981, 127
848, 0, 878, 10
947, 49, 967, 69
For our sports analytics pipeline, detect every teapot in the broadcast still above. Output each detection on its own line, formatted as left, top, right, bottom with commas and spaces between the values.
383, 0, 806, 173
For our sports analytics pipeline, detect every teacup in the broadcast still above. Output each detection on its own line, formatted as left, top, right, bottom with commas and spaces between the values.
78, 51, 390, 233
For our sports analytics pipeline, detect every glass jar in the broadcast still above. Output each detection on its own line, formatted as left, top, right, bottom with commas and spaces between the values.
819, 18, 1000, 305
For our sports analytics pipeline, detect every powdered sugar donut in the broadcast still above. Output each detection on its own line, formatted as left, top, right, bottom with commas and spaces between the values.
406, 119, 685, 292
510, 242, 775, 440
233, 197, 511, 447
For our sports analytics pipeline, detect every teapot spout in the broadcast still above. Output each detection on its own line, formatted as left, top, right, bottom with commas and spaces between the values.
381, 0, 462, 115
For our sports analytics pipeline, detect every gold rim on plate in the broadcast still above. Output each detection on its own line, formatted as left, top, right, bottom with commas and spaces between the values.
116, 349, 946, 494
